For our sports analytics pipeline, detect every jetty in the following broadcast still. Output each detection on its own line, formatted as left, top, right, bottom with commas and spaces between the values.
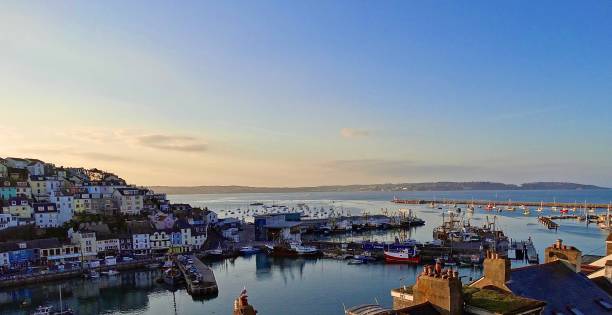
537, 216, 559, 230
392, 198, 611, 210
176, 255, 218, 297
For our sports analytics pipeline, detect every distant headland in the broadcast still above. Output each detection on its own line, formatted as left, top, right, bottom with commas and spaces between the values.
150, 181, 609, 195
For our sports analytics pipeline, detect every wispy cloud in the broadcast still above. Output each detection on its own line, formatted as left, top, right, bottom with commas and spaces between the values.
58, 128, 209, 153
340, 128, 370, 139
136, 134, 207, 152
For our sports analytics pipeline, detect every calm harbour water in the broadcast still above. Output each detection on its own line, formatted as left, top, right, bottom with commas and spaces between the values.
1, 190, 611, 315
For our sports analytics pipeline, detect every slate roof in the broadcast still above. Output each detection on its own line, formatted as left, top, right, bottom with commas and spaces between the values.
591, 276, 612, 296
174, 218, 192, 229
0, 238, 61, 252
396, 302, 441, 315
507, 260, 612, 315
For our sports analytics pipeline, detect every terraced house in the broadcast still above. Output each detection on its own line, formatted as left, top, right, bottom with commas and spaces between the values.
3, 197, 33, 218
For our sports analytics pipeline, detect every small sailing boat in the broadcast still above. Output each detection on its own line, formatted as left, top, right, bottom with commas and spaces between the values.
536, 201, 544, 212
33, 285, 73, 315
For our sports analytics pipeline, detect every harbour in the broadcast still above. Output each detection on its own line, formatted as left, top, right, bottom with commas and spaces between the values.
1, 190, 610, 315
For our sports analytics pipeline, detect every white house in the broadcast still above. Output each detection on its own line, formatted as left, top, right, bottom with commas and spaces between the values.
150, 230, 171, 252
51, 194, 74, 225
96, 236, 120, 254
202, 209, 219, 225
0, 213, 18, 230
15, 181, 31, 198
33, 202, 59, 228
0, 252, 9, 267
113, 188, 144, 215
26, 160, 45, 176
70, 229, 98, 260
132, 233, 151, 255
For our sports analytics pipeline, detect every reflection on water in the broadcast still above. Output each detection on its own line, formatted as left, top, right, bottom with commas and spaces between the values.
0, 270, 162, 315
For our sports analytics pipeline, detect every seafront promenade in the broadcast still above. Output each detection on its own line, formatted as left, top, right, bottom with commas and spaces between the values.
0, 257, 157, 289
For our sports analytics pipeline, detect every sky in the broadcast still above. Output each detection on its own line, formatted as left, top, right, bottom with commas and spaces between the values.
1, 1, 611, 187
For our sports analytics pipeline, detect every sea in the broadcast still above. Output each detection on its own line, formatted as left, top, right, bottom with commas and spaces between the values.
1, 190, 611, 315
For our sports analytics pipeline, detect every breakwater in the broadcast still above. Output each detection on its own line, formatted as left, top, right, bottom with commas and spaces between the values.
176, 255, 218, 297
392, 199, 610, 209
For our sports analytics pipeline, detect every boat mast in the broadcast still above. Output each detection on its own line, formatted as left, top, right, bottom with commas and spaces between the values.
59, 284, 63, 313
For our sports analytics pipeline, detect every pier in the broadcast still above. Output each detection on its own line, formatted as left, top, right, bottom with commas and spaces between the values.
176, 254, 218, 297
392, 198, 611, 210
537, 216, 559, 230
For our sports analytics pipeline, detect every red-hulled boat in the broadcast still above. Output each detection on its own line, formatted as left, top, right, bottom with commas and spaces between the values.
384, 248, 420, 264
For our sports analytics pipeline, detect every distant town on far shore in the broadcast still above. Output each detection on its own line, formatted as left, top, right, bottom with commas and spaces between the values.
151, 181, 608, 195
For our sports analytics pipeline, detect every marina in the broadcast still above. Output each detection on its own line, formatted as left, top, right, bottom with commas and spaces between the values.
1, 190, 611, 314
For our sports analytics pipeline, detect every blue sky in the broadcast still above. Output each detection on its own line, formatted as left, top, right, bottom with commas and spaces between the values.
1, 1, 611, 186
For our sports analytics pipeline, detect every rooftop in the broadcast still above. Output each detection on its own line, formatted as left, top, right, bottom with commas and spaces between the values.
396, 302, 440, 315
463, 286, 545, 314
507, 260, 612, 314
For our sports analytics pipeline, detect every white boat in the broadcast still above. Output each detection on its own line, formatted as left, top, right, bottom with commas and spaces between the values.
239, 246, 260, 255
290, 243, 319, 255
207, 242, 223, 256
83, 270, 100, 279
522, 208, 531, 216
33, 285, 73, 315
33, 306, 53, 315
347, 259, 364, 265
536, 201, 544, 212
101, 269, 119, 276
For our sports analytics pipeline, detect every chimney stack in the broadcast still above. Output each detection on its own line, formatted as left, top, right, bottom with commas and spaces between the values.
544, 239, 582, 272
408, 265, 463, 315
471, 250, 511, 292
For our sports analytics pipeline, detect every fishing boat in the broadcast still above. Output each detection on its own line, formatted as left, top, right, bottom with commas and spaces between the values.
353, 251, 376, 262
206, 242, 223, 257
506, 199, 516, 211
290, 242, 320, 256
560, 208, 569, 214
101, 269, 119, 276
384, 248, 420, 264
32, 306, 73, 315
347, 259, 365, 265
147, 262, 161, 270
83, 270, 100, 279
522, 208, 531, 216
162, 267, 183, 286
239, 246, 260, 255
